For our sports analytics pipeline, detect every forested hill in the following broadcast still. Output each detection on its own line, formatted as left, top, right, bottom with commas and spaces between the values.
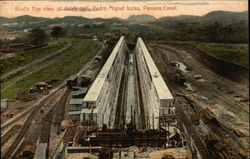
0, 10, 248, 43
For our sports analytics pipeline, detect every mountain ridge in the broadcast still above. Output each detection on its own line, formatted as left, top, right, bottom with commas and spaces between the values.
0, 10, 248, 25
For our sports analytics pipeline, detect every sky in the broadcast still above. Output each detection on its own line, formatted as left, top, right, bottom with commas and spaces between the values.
0, 0, 248, 19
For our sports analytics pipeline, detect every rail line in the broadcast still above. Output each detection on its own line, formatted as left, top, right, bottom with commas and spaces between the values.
1, 125, 21, 146
187, 76, 249, 115
1, 84, 65, 131
2, 42, 105, 159
152, 45, 248, 118
175, 103, 214, 159
2, 86, 66, 159
1, 42, 104, 131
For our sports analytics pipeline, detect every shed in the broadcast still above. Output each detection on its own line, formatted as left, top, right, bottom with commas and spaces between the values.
1, 99, 8, 112
79, 74, 92, 87
69, 98, 83, 111
66, 75, 77, 89
33, 143, 47, 159
35, 82, 49, 95
72, 86, 82, 91
71, 87, 88, 98
68, 111, 81, 122
68, 111, 81, 115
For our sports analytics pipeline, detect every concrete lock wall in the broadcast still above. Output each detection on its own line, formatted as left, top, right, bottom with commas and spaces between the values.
81, 36, 174, 130
96, 38, 127, 128
135, 38, 174, 130
135, 42, 160, 129
82, 36, 128, 129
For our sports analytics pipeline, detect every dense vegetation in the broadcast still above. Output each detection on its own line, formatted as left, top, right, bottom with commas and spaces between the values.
142, 21, 248, 43
158, 41, 249, 67
28, 28, 48, 45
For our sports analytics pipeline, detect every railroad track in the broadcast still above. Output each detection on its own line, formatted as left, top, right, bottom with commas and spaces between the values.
1, 42, 104, 131
152, 45, 248, 117
186, 74, 249, 113
1, 84, 66, 131
176, 93, 248, 156
2, 86, 66, 159
175, 104, 214, 159
1, 125, 22, 146
2, 42, 105, 159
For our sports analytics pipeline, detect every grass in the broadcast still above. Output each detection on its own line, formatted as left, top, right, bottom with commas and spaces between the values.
1, 38, 102, 100
191, 42, 248, 68
0, 39, 70, 74
154, 40, 249, 68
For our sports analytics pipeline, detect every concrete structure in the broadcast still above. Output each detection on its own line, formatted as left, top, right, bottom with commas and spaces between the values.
80, 36, 174, 130
82, 36, 128, 128
135, 37, 174, 130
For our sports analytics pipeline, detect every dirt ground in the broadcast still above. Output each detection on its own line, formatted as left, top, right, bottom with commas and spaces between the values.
1, 95, 40, 125
147, 43, 249, 156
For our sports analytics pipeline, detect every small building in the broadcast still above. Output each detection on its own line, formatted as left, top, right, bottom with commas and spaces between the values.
33, 143, 47, 159
79, 74, 92, 87
1, 99, 8, 112
71, 87, 88, 98
68, 111, 81, 122
69, 98, 83, 111
66, 75, 77, 89
35, 82, 49, 95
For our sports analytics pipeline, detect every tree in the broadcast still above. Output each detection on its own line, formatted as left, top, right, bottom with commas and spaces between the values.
50, 26, 65, 40
28, 28, 47, 45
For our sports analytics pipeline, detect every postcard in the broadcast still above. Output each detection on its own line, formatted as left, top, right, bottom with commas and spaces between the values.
0, 0, 248, 159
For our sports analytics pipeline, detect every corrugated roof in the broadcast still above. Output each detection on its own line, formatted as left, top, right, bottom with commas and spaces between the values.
83, 36, 124, 102
80, 74, 92, 79
67, 75, 77, 81
69, 98, 83, 105
72, 88, 87, 96
137, 38, 173, 100
68, 111, 81, 115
